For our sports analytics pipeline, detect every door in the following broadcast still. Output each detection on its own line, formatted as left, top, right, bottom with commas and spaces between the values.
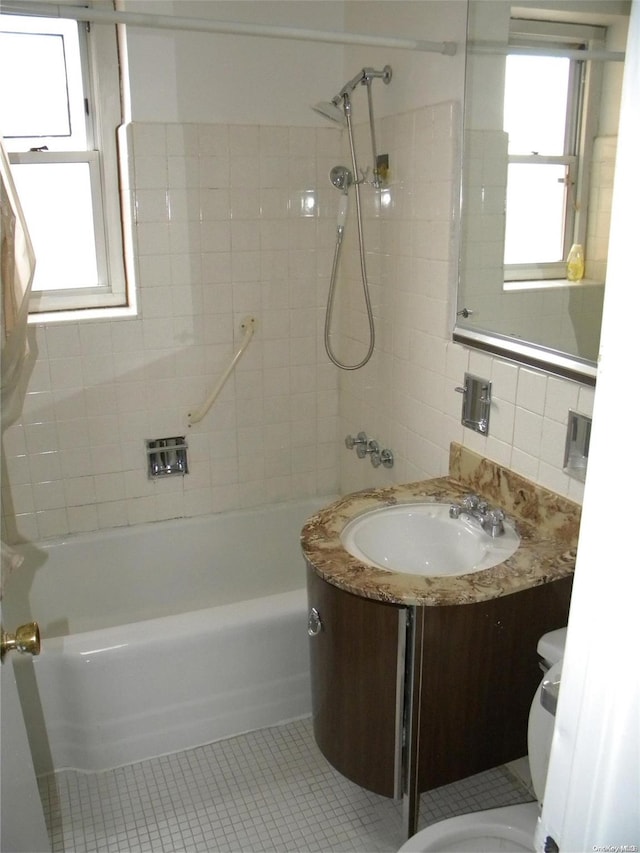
0, 604, 50, 853
306, 566, 403, 798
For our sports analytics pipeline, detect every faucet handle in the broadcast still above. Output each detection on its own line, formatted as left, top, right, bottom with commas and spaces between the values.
462, 494, 480, 510
358, 439, 379, 459
345, 431, 368, 450
483, 508, 505, 537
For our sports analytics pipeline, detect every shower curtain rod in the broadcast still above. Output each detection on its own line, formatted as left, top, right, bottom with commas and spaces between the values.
1, 1, 457, 55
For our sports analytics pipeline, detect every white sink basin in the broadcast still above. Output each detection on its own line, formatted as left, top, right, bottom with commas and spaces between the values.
340, 502, 520, 577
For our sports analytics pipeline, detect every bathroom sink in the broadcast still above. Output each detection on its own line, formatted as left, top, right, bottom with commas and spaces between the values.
340, 503, 520, 577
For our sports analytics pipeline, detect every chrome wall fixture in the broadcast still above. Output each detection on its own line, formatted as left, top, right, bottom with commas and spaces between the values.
314, 66, 392, 371
345, 432, 394, 468
455, 373, 492, 435
563, 410, 592, 482
146, 437, 189, 478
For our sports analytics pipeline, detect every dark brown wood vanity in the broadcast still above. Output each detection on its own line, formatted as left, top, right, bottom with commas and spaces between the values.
301, 443, 580, 835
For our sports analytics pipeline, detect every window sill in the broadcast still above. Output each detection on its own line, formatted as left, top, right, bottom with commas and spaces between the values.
28, 304, 139, 325
504, 277, 605, 293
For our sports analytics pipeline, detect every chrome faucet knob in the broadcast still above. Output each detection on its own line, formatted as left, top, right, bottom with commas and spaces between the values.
345, 431, 368, 450
357, 439, 379, 459
380, 449, 394, 468
483, 508, 506, 537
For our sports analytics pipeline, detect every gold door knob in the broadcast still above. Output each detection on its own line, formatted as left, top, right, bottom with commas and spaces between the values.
1, 622, 41, 659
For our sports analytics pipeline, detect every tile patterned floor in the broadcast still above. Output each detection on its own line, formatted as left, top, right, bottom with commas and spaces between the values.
39, 717, 533, 853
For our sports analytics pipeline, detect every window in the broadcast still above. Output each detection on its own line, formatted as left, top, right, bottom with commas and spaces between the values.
0, 12, 133, 319
503, 19, 605, 282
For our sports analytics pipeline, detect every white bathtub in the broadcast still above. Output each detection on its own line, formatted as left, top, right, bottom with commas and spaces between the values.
9, 498, 331, 774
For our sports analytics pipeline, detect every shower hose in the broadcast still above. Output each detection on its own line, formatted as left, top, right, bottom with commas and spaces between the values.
324, 94, 376, 371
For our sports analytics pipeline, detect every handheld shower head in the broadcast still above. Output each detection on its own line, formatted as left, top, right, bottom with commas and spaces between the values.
329, 165, 353, 193
312, 100, 346, 126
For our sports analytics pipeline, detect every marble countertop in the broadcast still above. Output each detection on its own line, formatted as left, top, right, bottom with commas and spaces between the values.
300, 443, 581, 607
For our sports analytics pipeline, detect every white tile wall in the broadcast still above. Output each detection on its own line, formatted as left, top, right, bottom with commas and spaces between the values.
338, 104, 592, 504
587, 135, 617, 283
2, 111, 594, 544
1, 122, 342, 543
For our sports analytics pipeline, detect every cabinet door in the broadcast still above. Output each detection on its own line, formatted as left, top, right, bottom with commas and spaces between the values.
306, 566, 402, 797
418, 576, 573, 791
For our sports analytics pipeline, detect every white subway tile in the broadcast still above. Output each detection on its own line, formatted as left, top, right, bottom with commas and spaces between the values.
36, 508, 69, 539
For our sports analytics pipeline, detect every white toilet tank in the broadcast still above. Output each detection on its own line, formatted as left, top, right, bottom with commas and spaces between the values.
537, 627, 567, 669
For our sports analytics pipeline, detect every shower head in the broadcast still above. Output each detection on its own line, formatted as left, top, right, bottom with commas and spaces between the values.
312, 100, 346, 126
312, 66, 392, 125
329, 165, 353, 193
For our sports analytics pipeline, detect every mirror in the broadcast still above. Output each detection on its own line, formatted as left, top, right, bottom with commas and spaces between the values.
455, 0, 629, 384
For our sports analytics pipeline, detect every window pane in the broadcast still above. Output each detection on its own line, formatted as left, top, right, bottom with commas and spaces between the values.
0, 31, 71, 138
504, 163, 567, 266
0, 15, 86, 152
504, 55, 570, 155
11, 162, 100, 291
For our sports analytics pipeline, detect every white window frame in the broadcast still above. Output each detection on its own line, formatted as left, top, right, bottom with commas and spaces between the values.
1, 11, 135, 321
504, 19, 605, 283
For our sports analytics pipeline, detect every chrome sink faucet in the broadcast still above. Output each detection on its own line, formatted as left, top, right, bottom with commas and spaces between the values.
449, 494, 506, 537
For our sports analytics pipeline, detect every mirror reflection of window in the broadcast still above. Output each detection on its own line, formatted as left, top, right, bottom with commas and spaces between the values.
503, 55, 574, 267
455, 1, 627, 379
502, 20, 604, 283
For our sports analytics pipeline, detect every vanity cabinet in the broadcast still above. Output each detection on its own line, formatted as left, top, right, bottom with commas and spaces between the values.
415, 578, 573, 791
307, 566, 573, 804
306, 566, 402, 797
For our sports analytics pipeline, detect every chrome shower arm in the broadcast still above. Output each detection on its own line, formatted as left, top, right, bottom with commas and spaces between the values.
336, 65, 392, 100
338, 69, 367, 99
362, 66, 392, 85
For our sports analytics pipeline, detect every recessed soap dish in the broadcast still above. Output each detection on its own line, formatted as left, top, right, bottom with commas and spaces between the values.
455, 373, 492, 435
563, 411, 591, 482
146, 437, 188, 478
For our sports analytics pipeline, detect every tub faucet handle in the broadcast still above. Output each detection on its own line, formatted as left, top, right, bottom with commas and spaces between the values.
345, 431, 368, 450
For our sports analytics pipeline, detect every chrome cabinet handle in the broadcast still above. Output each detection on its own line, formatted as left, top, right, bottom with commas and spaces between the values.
307, 607, 322, 637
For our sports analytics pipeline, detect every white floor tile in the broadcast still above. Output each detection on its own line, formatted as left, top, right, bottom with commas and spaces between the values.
39, 717, 532, 853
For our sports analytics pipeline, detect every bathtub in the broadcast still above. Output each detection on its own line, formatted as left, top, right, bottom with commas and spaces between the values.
9, 497, 332, 774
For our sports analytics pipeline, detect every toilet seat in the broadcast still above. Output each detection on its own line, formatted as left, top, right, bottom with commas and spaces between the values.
397, 802, 539, 852
397, 640, 565, 853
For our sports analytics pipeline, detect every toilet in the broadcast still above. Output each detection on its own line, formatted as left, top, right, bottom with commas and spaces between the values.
398, 628, 567, 853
